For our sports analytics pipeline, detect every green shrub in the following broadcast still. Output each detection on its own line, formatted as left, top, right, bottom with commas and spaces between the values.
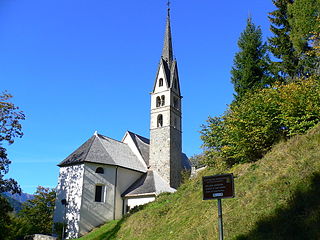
201, 77, 320, 165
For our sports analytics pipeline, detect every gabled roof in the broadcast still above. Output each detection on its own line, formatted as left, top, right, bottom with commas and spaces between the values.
122, 170, 176, 197
182, 153, 191, 170
126, 131, 150, 166
169, 60, 181, 96
152, 58, 172, 93
58, 133, 147, 173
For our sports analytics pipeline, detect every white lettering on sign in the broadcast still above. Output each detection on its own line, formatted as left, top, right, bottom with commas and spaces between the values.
213, 193, 223, 197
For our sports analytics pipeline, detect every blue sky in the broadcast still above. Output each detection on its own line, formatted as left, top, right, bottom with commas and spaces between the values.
2, 0, 275, 194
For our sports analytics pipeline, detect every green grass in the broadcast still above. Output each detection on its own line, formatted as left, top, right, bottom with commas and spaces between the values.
78, 220, 121, 240
79, 124, 320, 240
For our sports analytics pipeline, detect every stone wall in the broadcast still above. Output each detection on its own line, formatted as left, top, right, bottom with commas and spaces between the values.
24, 234, 56, 240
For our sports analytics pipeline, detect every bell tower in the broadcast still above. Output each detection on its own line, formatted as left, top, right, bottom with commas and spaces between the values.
149, 7, 182, 189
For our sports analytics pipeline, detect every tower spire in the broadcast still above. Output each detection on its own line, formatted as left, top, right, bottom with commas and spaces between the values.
162, 3, 173, 65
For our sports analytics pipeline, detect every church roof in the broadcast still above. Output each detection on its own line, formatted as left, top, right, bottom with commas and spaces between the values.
122, 170, 176, 197
58, 133, 147, 173
126, 131, 150, 166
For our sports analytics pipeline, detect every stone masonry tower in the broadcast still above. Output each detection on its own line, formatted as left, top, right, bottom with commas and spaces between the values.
149, 7, 182, 189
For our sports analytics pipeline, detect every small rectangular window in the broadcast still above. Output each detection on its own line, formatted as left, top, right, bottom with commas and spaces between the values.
95, 185, 105, 202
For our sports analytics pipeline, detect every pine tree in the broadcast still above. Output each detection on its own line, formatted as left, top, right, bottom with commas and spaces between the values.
268, 0, 300, 79
288, 0, 320, 75
231, 17, 270, 99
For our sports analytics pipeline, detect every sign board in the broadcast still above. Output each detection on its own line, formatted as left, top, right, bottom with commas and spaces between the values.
202, 173, 235, 200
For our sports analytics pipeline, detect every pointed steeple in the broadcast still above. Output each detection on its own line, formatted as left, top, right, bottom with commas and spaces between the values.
161, 7, 173, 66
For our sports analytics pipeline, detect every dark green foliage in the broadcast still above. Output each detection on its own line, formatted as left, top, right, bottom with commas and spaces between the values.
288, 0, 320, 76
2, 193, 23, 212
288, 0, 320, 53
0, 196, 13, 240
231, 18, 271, 99
18, 186, 56, 236
268, 0, 301, 79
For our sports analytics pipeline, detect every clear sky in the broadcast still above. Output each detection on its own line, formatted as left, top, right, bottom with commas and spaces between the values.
2, 0, 275, 194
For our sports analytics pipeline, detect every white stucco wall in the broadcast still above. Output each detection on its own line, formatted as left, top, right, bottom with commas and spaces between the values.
55, 163, 146, 238
53, 164, 84, 239
125, 196, 156, 210
78, 163, 116, 236
115, 168, 144, 219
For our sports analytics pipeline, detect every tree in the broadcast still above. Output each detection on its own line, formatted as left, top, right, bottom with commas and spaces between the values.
268, 0, 300, 79
231, 17, 271, 99
189, 153, 206, 169
288, 0, 320, 52
0, 196, 13, 240
308, 17, 320, 74
18, 186, 56, 236
0, 92, 24, 240
0, 92, 25, 194
201, 77, 320, 166
288, 0, 320, 75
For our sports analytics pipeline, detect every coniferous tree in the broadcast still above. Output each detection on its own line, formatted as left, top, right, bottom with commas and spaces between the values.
288, 0, 320, 75
268, 0, 301, 79
231, 17, 270, 100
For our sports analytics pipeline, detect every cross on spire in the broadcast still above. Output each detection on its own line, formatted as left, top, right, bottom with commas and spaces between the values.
167, 0, 170, 10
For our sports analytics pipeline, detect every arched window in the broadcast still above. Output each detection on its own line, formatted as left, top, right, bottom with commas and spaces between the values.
174, 80, 177, 89
161, 95, 165, 106
157, 114, 163, 127
159, 78, 163, 87
156, 96, 161, 107
174, 118, 177, 128
95, 167, 104, 174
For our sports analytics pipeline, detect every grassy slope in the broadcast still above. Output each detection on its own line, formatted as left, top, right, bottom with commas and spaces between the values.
79, 125, 320, 240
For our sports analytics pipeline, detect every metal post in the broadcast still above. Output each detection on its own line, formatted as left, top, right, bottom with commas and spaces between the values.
217, 199, 224, 240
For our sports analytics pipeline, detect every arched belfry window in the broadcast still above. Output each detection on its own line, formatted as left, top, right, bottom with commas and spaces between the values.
95, 167, 104, 174
159, 78, 163, 87
156, 96, 161, 107
161, 95, 165, 106
157, 114, 163, 127
174, 80, 177, 90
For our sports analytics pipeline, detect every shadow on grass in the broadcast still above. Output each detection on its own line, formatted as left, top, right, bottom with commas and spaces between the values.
93, 205, 148, 240
95, 218, 125, 240
235, 173, 320, 240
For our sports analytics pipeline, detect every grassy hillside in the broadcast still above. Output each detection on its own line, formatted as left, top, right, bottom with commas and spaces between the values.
79, 124, 320, 240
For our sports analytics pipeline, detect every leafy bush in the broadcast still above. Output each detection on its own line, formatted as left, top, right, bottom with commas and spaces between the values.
201, 77, 320, 166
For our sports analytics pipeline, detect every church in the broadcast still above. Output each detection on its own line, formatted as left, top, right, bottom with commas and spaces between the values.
53, 7, 190, 239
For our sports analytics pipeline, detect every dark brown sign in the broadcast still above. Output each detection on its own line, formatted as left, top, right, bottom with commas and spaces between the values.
202, 174, 235, 200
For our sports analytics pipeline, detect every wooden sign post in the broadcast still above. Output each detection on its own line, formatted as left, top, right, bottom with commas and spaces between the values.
202, 173, 235, 240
